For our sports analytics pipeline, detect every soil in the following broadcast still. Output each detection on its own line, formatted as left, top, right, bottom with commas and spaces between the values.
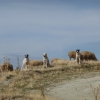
47, 72, 100, 100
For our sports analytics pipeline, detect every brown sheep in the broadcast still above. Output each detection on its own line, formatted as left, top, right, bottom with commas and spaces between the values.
0, 62, 13, 72
51, 58, 67, 65
68, 51, 84, 61
51, 58, 60, 64
29, 60, 43, 69
51, 58, 61, 65
81, 51, 98, 61
68, 51, 76, 60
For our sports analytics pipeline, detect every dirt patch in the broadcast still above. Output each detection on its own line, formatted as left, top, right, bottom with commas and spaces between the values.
47, 72, 100, 100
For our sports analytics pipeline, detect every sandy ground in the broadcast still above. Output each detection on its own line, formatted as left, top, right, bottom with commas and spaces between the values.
47, 73, 100, 100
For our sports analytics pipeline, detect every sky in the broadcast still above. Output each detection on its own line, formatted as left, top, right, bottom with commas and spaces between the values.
0, 0, 100, 68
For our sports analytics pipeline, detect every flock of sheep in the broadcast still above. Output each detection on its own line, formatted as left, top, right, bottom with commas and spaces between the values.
0, 50, 98, 72
68, 50, 98, 61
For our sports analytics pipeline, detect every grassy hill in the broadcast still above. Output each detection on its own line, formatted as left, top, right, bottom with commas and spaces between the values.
0, 60, 100, 100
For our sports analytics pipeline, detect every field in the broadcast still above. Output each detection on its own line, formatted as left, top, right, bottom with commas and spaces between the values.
0, 60, 100, 100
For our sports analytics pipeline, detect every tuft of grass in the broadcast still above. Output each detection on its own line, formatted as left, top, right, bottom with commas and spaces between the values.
90, 84, 100, 100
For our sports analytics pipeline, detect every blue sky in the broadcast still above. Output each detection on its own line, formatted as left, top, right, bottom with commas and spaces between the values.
0, 0, 100, 68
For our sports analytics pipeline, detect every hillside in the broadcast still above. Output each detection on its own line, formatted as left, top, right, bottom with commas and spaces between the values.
0, 61, 100, 100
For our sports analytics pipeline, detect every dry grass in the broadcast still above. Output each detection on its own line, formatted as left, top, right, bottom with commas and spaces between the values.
51, 59, 100, 70
90, 84, 100, 100
0, 71, 57, 100
0, 60, 100, 100
52, 59, 69, 65
51, 59, 100, 65
0, 71, 16, 83
0, 93, 56, 100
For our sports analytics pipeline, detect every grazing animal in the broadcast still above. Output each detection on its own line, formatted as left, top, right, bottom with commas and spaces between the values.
51, 58, 67, 65
29, 60, 43, 68
22, 54, 30, 71
68, 50, 84, 61
43, 53, 49, 68
51, 58, 61, 64
0, 62, 13, 72
81, 51, 98, 61
76, 49, 81, 64
68, 51, 76, 60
